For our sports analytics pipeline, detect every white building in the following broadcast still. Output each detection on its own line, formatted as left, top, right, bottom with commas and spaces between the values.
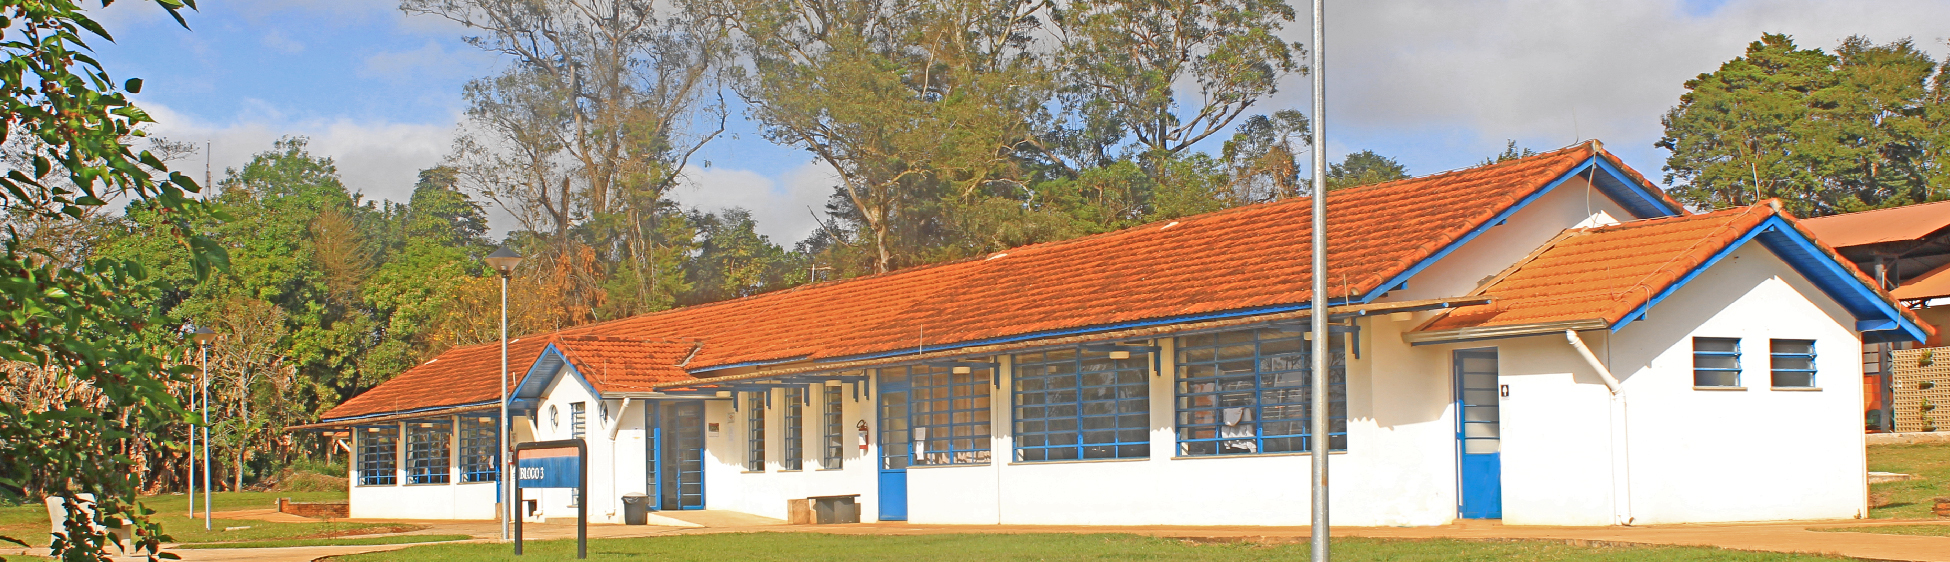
302, 141, 1930, 527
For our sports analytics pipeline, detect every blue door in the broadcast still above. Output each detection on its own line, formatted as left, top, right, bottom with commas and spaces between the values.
1455, 349, 1502, 519
647, 400, 706, 510
877, 370, 910, 521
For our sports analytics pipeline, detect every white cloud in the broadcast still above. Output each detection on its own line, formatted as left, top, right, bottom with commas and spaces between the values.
671, 161, 838, 245
139, 102, 458, 207
259, 29, 305, 53
362, 40, 498, 82
1259, 0, 1950, 174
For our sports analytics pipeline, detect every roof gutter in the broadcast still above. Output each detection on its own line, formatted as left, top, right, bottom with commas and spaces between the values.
655, 296, 1489, 390
1404, 319, 1609, 346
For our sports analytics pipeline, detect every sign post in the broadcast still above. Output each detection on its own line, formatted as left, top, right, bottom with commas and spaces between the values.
513, 439, 587, 559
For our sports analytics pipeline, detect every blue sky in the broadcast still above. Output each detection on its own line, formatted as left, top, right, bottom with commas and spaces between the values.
89, 0, 1950, 244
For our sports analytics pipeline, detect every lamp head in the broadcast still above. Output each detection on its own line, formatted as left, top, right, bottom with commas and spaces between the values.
484, 246, 524, 277
189, 325, 217, 346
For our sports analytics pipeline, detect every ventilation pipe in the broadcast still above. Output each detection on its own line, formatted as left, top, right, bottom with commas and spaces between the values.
1565, 329, 1634, 525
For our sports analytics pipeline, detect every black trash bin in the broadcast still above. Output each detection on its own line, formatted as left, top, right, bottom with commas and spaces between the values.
621, 492, 649, 525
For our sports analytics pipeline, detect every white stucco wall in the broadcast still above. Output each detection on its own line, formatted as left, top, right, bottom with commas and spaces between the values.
704, 383, 880, 521
346, 419, 499, 520
1387, 175, 1633, 303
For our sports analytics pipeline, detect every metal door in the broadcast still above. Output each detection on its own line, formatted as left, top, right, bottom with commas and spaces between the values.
647, 400, 706, 510
877, 370, 910, 521
1455, 348, 1502, 519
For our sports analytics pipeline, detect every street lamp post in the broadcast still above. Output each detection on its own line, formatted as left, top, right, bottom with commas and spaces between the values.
484, 246, 523, 542
190, 326, 217, 530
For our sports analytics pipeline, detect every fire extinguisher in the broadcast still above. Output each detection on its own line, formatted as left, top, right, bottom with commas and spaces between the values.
856, 420, 870, 452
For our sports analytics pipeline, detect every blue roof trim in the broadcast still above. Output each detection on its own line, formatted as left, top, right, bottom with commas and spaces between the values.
1590, 156, 1683, 218
817, 298, 1360, 364
513, 343, 604, 401
1610, 215, 1926, 343
319, 400, 499, 424
1357, 156, 1682, 303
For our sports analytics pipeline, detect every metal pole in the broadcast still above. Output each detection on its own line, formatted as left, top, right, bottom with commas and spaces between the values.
500, 272, 512, 542
201, 343, 212, 530
1308, 0, 1330, 558
187, 347, 196, 518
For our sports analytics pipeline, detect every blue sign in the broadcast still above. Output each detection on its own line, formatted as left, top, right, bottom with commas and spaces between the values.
517, 449, 581, 489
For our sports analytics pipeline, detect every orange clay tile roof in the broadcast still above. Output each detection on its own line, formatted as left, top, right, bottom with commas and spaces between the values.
319, 141, 1682, 422
325, 336, 553, 422
1421, 202, 1933, 334
550, 336, 699, 393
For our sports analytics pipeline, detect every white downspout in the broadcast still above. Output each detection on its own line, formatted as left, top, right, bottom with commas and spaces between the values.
606, 398, 633, 520
1565, 329, 1633, 526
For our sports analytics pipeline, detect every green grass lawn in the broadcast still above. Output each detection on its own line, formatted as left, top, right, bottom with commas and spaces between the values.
1815, 524, 1950, 536
1867, 441, 1950, 519
178, 533, 472, 549
0, 490, 387, 548
327, 533, 1849, 562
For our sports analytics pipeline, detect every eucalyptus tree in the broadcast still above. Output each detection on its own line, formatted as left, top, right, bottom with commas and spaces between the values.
720, 0, 1054, 274
405, 0, 732, 318
1051, 0, 1306, 166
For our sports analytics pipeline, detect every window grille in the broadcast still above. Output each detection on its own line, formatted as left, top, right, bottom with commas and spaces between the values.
904, 364, 991, 466
746, 392, 766, 471
822, 384, 845, 469
1175, 328, 1346, 456
1770, 339, 1816, 388
782, 387, 805, 470
1693, 337, 1741, 387
1013, 347, 1149, 461
570, 402, 587, 439
358, 425, 398, 486
458, 415, 498, 483
405, 419, 452, 484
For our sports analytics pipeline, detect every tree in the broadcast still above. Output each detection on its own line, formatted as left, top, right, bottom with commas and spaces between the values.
1222, 109, 1309, 202
1657, 33, 1949, 216
1053, 0, 1305, 163
683, 208, 800, 304
724, 0, 1052, 274
1325, 150, 1407, 191
1480, 140, 1536, 166
410, 0, 731, 319
0, 1, 220, 560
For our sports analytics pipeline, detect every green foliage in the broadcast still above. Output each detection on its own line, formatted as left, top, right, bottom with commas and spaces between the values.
0, 1, 223, 560
1658, 33, 1950, 216
682, 208, 801, 304
1481, 140, 1537, 166
1325, 150, 1409, 191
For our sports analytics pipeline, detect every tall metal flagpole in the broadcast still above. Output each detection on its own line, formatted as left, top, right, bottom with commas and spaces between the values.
187, 350, 196, 518
1308, 0, 1331, 559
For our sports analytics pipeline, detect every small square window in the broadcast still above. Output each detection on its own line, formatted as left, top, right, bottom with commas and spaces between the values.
1693, 337, 1741, 387
1769, 339, 1816, 388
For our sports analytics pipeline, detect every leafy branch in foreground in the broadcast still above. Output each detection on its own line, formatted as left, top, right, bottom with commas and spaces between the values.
0, 1, 223, 560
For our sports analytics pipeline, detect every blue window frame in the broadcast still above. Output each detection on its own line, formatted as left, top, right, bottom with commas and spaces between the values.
782, 387, 806, 470
570, 402, 587, 439
901, 364, 992, 466
1175, 328, 1346, 456
746, 392, 767, 471
1012, 347, 1149, 461
357, 425, 398, 486
405, 419, 452, 485
1693, 337, 1741, 387
1770, 339, 1817, 388
822, 384, 845, 469
457, 415, 498, 483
